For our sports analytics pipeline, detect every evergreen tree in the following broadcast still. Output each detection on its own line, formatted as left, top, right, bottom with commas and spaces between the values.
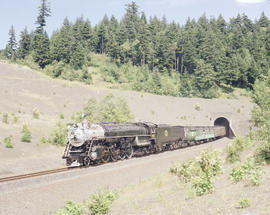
35, 0, 51, 33
17, 27, 31, 59
5, 25, 17, 60
50, 17, 73, 63
33, 32, 50, 68
33, 0, 51, 68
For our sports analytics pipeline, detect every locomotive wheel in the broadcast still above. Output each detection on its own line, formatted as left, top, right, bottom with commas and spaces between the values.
125, 143, 133, 159
83, 156, 91, 166
110, 147, 118, 162
66, 158, 72, 166
101, 148, 110, 163
119, 145, 126, 160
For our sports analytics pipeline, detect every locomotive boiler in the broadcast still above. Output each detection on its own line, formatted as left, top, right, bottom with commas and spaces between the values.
62, 118, 231, 166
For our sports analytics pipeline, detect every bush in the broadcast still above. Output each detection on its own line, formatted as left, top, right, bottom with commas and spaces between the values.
230, 158, 263, 186
195, 150, 223, 176
238, 198, 251, 208
80, 66, 92, 85
21, 124, 32, 143
55, 201, 85, 215
2, 112, 8, 124
170, 149, 222, 196
88, 189, 118, 215
194, 105, 200, 111
60, 113, 64, 119
77, 94, 134, 123
226, 137, 249, 163
47, 122, 67, 146
33, 108, 39, 119
254, 141, 270, 164
41, 136, 47, 144
191, 174, 214, 196
12, 115, 19, 124
4, 136, 13, 148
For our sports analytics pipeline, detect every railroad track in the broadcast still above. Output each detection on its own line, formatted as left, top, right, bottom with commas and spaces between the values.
0, 167, 74, 183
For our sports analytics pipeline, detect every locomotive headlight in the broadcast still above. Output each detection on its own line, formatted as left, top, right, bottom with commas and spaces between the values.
70, 132, 75, 139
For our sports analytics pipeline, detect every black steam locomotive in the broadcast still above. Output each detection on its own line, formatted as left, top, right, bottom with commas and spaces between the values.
62, 119, 229, 166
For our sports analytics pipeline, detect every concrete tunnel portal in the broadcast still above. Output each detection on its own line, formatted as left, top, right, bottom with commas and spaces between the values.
214, 117, 236, 138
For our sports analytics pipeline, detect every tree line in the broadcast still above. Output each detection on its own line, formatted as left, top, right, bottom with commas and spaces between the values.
3, 0, 270, 98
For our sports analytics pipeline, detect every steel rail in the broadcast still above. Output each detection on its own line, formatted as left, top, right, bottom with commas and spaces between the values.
0, 167, 74, 183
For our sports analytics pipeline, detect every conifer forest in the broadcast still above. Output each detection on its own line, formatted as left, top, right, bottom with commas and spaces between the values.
2, 0, 270, 98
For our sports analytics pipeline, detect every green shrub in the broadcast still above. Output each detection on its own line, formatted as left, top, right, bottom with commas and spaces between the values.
4, 136, 13, 148
196, 150, 223, 176
77, 94, 134, 123
33, 108, 39, 119
47, 122, 67, 146
194, 105, 200, 111
80, 66, 92, 85
226, 137, 248, 163
254, 141, 270, 164
170, 149, 222, 196
191, 174, 214, 196
12, 115, 19, 124
2, 112, 8, 124
230, 158, 263, 186
55, 201, 85, 215
41, 136, 47, 144
238, 198, 251, 208
60, 113, 64, 119
21, 124, 32, 143
88, 189, 118, 215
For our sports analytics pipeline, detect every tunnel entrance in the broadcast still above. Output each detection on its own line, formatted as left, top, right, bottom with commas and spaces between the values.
214, 117, 235, 138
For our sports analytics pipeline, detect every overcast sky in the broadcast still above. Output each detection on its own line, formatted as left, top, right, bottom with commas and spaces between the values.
0, 0, 270, 49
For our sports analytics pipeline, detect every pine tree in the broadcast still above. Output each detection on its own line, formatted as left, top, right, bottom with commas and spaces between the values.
33, 0, 51, 68
5, 25, 17, 60
50, 17, 73, 63
17, 27, 31, 59
35, 0, 51, 33
33, 32, 50, 68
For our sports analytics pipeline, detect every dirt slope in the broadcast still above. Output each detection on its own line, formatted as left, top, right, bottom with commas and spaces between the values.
0, 61, 253, 177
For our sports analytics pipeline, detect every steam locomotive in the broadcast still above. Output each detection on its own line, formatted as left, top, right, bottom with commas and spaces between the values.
62, 119, 229, 166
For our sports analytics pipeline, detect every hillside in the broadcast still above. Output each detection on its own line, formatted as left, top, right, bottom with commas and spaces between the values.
0, 61, 253, 177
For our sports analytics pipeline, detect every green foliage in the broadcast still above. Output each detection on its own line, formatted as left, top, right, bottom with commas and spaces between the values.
5, 5, 270, 98
170, 149, 222, 196
230, 158, 263, 186
238, 198, 251, 208
32, 32, 51, 68
17, 27, 31, 59
226, 137, 249, 163
254, 141, 270, 164
5, 25, 17, 60
21, 124, 32, 143
12, 115, 19, 124
60, 113, 64, 119
4, 136, 13, 148
55, 201, 85, 215
41, 136, 47, 144
191, 174, 214, 196
2, 113, 8, 124
77, 94, 134, 123
33, 108, 39, 119
87, 189, 118, 215
47, 122, 67, 146
194, 105, 200, 111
